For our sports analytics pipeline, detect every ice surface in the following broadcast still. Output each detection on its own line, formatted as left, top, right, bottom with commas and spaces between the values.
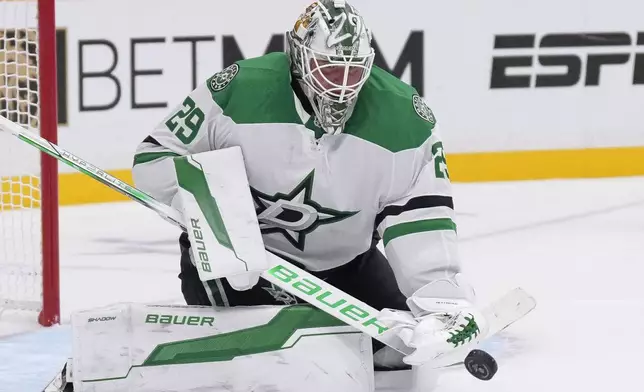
1, 177, 643, 391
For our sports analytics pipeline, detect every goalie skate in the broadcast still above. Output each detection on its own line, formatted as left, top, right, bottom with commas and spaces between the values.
42, 361, 72, 392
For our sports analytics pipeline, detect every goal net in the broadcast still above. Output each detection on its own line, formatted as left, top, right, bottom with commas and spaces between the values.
0, 0, 59, 326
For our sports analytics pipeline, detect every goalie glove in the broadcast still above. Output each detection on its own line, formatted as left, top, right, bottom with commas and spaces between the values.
379, 273, 488, 367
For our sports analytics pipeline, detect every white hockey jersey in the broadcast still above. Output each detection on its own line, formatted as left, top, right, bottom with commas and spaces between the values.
132, 53, 460, 298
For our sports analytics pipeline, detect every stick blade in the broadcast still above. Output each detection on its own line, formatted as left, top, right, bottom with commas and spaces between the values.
484, 287, 537, 335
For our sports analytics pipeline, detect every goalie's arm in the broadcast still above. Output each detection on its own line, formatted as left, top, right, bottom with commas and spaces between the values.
376, 127, 462, 299
132, 78, 230, 207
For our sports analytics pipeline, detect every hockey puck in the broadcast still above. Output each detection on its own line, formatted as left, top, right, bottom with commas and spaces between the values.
464, 349, 498, 381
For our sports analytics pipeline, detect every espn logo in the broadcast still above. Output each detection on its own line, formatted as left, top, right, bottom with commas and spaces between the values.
490, 32, 644, 88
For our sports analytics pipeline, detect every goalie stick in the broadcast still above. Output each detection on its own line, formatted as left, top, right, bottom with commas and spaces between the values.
0, 115, 535, 380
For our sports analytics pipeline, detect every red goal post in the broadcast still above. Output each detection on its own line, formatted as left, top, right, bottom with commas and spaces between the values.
0, 0, 59, 326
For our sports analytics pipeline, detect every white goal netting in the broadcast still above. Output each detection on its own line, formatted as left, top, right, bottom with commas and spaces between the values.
0, 0, 44, 314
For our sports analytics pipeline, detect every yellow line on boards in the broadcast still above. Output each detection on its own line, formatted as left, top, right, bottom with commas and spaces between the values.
1, 146, 643, 208
58, 169, 134, 205
447, 146, 644, 182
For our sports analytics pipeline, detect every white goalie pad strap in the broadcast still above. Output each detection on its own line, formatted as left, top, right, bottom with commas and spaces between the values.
174, 146, 268, 290
70, 303, 374, 392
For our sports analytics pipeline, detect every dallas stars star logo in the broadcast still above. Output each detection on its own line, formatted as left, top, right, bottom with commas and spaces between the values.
250, 170, 358, 251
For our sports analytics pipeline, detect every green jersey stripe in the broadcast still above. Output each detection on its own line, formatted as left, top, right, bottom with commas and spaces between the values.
383, 218, 456, 246
133, 151, 180, 166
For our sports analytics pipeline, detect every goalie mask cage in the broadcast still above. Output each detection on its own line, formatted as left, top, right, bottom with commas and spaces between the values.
0, 0, 59, 326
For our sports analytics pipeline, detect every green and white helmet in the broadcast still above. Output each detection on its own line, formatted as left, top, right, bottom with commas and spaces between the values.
286, 0, 375, 135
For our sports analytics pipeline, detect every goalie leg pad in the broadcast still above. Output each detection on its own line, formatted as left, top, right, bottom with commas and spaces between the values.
69, 303, 374, 392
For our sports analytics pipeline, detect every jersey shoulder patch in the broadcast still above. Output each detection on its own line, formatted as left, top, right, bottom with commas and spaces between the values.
205, 53, 301, 125
208, 63, 239, 92
344, 66, 436, 153
412, 94, 436, 124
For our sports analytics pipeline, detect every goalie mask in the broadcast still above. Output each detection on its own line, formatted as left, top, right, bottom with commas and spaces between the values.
287, 0, 375, 135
